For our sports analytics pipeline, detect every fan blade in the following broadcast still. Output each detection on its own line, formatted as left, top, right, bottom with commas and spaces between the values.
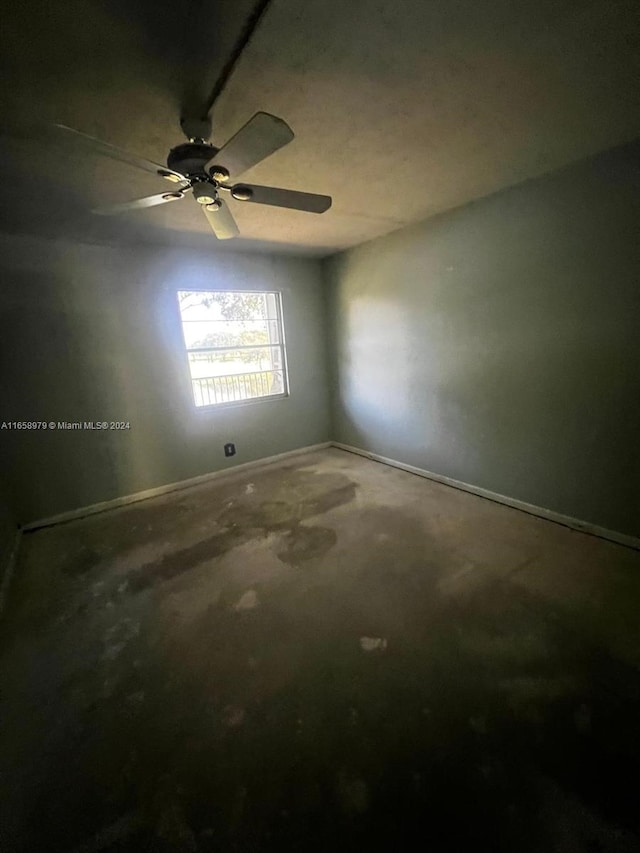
52, 124, 188, 183
92, 191, 186, 216
202, 200, 239, 239
205, 112, 294, 180
229, 183, 332, 213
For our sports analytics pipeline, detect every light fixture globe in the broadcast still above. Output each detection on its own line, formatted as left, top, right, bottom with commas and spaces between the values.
231, 184, 253, 201
193, 184, 217, 205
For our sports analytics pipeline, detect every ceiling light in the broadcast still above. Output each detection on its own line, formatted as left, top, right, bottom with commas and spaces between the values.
193, 184, 217, 205
209, 166, 230, 182
157, 169, 183, 183
231, 185, 253, 201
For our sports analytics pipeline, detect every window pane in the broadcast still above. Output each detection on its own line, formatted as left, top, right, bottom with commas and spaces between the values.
177, 290, 287, 408
181, 319, 281, 349
178, 291, 279, 322
187, 346, 283, 376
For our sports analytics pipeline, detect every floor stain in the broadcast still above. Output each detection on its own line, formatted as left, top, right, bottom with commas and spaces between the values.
125, 469, 355, 593
276, 525, 337, 565
4, 450, 640, 852
233, 590, 259, 612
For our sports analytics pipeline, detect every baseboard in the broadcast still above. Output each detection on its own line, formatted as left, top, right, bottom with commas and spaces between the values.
331, 442, 640, 552
0, 527, 22, 618
20, 439, 640, 551
22, 442, 331, 532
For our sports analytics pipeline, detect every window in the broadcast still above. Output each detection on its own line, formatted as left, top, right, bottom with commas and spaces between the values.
177, 290, 288, 408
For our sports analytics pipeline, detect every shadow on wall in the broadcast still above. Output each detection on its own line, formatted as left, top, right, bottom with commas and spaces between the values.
0, 265, 112, 520
326, 137, 640, 537
0, 246, 190, 522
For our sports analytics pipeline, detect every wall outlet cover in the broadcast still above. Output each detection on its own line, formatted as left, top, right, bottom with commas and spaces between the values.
224, 443, 236, 457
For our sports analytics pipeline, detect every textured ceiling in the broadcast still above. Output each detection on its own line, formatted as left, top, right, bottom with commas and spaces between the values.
2, 0, 640, 256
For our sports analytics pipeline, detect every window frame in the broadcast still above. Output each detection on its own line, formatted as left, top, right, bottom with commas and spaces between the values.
177, 289, 290, 411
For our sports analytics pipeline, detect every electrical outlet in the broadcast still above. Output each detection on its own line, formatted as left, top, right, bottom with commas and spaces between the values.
224, 443, 236, 458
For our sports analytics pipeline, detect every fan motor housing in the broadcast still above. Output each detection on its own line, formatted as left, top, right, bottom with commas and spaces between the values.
167, 142, 218, 177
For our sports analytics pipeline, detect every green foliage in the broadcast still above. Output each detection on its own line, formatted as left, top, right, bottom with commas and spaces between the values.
191, 329, 269, 360
181, 291, 272, 366
238, 329, 269, 363
179, 290, 265, 321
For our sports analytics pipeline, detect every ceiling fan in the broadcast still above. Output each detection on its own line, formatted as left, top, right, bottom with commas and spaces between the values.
49, 111, 332, 239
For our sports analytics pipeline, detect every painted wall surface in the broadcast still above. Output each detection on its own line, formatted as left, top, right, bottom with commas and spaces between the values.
0, 234, 329, 523
325, 140, 640, 537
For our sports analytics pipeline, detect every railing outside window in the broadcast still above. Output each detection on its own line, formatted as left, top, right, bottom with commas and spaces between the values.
177, 291, 288, 408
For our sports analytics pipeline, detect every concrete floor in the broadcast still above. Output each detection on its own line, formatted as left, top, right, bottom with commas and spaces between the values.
1, 448, 640, 852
